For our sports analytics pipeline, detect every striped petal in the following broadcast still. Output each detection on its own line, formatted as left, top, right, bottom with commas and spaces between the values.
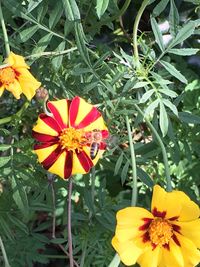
33, 114, 61, 136
41, 146, 63, 170
34, 143, 59, 163
69, 96, 106, 131
0, 85, 5, 97
47, 99, 70, 129
32, 131, 59, 143
72, 150, 93, 175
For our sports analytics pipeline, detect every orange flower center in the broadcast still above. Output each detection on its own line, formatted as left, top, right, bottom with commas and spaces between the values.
59, 127, 86, 152
149, 218, 173, 246
0, 67, 16, 85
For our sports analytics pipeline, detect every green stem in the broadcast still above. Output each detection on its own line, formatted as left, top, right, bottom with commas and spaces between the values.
0, 101, 29, 126
0, 236, 11, 267
133, 0, 150, 68
89, 167, 95, 219
134, 104, 172, 192
108, 253, 120, 267
0, 0, 10, 57
125, 116, 137, 206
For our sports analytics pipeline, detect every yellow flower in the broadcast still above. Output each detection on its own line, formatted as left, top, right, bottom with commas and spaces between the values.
0, 52, 41, 100
112, 185, 200, 267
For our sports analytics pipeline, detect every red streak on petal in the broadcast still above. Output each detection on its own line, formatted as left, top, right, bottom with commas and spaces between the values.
152, 207, 166, 218
142, 231, 150, 243
76, 106, 101, 129
163, 243, 170, 250
99, 142, 107, 150
76, 150, 93, 172
169, 216, 179, 221
14, 69, 20, 77
64, 151, 73, 179
41, 146, 62, 170
39, 113, 61, 133
32, 131, 59, 143
101, 130, 109, 138
47, 100, 69, 129
152, 243, 157, 250
139, 218, 152, 231
34, 142, 57, 150
172, 234, 181, 247
172, 224, 181, 233
69, 96, 80, 127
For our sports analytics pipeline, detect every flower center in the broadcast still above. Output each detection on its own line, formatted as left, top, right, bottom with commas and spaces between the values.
59, 127, 86, 152
149, 218, 173, 246
0, 67, 16, 85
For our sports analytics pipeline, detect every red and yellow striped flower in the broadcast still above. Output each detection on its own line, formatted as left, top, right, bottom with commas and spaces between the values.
112, 185, 200, 267
32, 96, 109, 179
0, 52, 41, 100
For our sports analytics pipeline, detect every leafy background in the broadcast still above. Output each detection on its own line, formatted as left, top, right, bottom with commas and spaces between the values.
0, 0, 200, 266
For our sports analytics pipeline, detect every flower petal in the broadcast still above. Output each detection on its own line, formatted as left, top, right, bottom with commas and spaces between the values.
64, 151, 73, 179
34, 143, 59, 163
115, 207, 153, 243
41, 146, 62, 170
32, 131, 59, 143
47, 99, 70, 128
0, 85, 4, 97
72, 150, 93, 175
175, 220, 200, 248
17, 68, 41, 100
112, 237, 142, 266
33, 114, 60, 136
6, 79, 22, 99
151, 185, 200, 221
162, 238, 184, 267
137, 246, 161, 267
6, 52, 29, 69
177, 233, 200, 267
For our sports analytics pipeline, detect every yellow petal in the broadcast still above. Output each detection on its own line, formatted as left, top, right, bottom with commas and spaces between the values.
137, 246, 161, 267
115, 207, 153, 242
6, 79, 22, 99
112, 236, 142, 266
177, 233, 200, 267
83, 116, 108, 132
83, 146, 100, 166
72, 97, 94, 126
6, 52, 29, 69
48, 151, 66, 179
151, 185, 200, 221
17, 68, 41, 100
71, 152, 88, 175
34, 144, 58, 163
175, 220, 200, 248
33, 116, 58, 136
0, 85, 5, 97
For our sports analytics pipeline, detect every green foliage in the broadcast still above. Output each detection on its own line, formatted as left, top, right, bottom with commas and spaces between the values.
0, 0, 200, 266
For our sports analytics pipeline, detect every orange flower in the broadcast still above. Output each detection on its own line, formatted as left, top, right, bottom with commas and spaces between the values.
112, 185, 200, 267
32, 96, 109, 179
0, 52, 41, 100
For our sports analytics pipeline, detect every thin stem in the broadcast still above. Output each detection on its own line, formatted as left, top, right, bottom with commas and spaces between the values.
0, 1, 10, 57
134, 104, 172, 192
133, 0, 150, 68
0, 101, 29, 125
50, 181, 56, 239
108, 253, 120, 267
89, 167, 95, 219
68, 177, 74, 267
25, 47, 77, 59
57, 244, 80, 267
0, 236, 11, 267
125, 116, 138, 206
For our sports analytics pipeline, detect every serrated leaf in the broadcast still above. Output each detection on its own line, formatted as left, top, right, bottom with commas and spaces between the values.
144, 99, 159, 117
114, 153, 123, 176
160, 60, 187, 84
139, 89, 154, 103
0, 156, 10, 168
19, 25, 39, 42
96, 0, 109, 18
163, 99, 178, 116
169, 0, 179, 37
0, 144, 11, 151
62, 0, 80, 21
150, 17, 164, 51
168, 48, 199, 56
159, 101, 169, 136
153, 0, 169, 17
169, 21, 196, 47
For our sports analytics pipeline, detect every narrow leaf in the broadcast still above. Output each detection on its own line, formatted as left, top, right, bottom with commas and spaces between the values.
153, 0, 169, 17
0, 144, 11, 151
179, 112, 200, 124
160, 60, 187, 84
169, 0, 179, 37
114, 153, 123, 176
139, 89, 154, 103
159, 101, 169, 136
62, 0, 80, 21
159, 89, 178, 98
144, 99, 159, 117
19, 25, 38, 42
168, 48, 199, 56
163, 99, 178, 116
150, 17, 164, 51
96, 0, 109, 18
0, 156, 10, 168
121, 161, 129, 185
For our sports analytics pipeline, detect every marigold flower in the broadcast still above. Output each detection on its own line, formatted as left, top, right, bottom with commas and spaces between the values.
0, 52, 41, 100
112, 185, 200, 267
32, 96, 109, 179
